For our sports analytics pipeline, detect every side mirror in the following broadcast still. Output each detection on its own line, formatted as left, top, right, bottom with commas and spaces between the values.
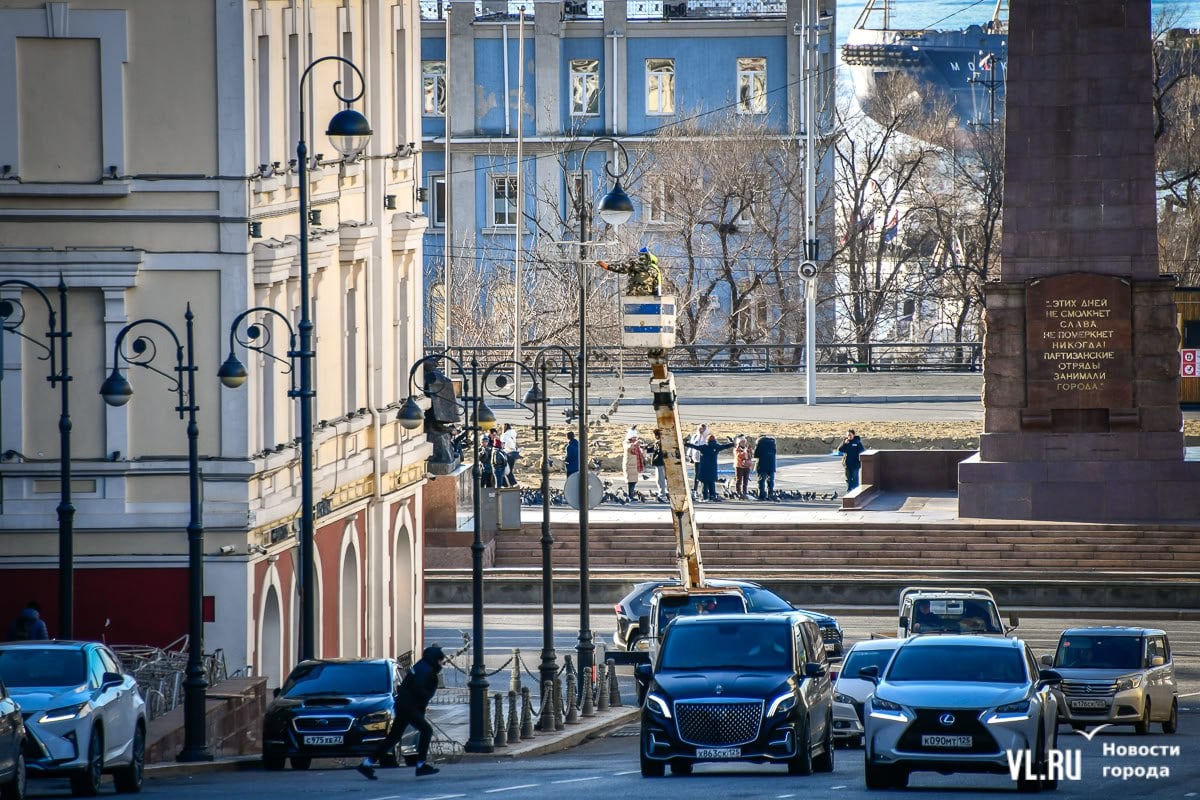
634, 664, 653, 682
273, 687, 281, 698
858, 665, 880, 684
638, 615, 651, 635
1150, 656, 1165, 667
898, 616, 908, 633
804, 662, 826, 679
1038, 668, 1063, 686
1008, 613, 1020, 628
1040, 654, 1053, 667
100, 672, 124, 690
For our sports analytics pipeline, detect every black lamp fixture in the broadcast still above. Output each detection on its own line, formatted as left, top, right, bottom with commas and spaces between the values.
326, 108, 372, 158
597, 180, 635, 225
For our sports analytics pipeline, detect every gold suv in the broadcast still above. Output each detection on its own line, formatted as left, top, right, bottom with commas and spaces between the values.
1041, 627, 1178, 734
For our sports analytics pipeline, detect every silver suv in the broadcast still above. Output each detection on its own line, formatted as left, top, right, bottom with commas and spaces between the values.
1041, 627, 1178, 734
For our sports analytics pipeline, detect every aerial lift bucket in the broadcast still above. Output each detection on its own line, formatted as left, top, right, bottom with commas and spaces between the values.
621, 295, 676, 350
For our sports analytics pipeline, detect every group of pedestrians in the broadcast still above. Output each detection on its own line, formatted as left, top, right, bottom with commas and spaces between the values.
478, 422, 522, 488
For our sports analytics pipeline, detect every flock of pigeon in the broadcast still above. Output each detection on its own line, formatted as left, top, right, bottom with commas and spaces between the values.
519, 481, 838, 507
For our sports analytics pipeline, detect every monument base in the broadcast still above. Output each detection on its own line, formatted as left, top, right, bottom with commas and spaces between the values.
958, 454, 1200, 522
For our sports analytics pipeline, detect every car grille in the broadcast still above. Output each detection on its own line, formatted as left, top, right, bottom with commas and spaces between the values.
896, 708, 999, 755
821, 627, 842, 644
292, 714, 355, 733
675, 700, 763, 747
1061, 681, 1118, 698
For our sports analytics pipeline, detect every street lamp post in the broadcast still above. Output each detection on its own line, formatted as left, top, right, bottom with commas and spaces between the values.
100, 306, 212, 763
573, 137, 634, 693
523, 346, 576, 693
236, 56, 370, 663
398, 354, 541, 753
0, 278, 73, 638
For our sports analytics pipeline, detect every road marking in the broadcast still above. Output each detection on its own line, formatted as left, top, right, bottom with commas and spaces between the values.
613, 769, 640, 775
776, 795, 795, 798
832, 786, 848, 790
484, 785, 539, 794
1179, 690, 1200, 697
418, 795, 466, 800
552, 776, 601, 784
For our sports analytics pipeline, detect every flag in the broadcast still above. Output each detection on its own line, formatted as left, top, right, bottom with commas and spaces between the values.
978, 53, 994, 71
882, 210, 899, 244
842, 212, 875, 244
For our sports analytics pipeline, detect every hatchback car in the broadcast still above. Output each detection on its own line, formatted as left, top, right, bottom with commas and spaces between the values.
639, 612, 835, 777
0, 641, 146, 796
613, 579, 843, 655
1042, 627, 1178, 734
861, 635, 1061, 792
262, 659, 410, 770
0, 680, 28, 800
832, 638, 903, 747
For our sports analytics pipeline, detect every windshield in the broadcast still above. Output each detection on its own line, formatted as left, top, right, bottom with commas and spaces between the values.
1054, 635, 1143, 670
656, 593, 747, 628
281, 662, 391, 697
842, 647, 897, 680
887, 645, 1027, 684
741, 586, 794, 613
0, 647, 87, 688
660, 622, 793, 671
909, 598, 1003, 634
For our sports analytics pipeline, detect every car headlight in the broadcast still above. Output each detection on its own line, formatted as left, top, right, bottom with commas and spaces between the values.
995, 700, 1030, 714
39, 703, 88, 724
834, 692, 855, 705
868, 696, 909, 723
767, 691, 797, 717
358, 710, 392, 732
645, 693, 672, 719
1117, 675, 1143, 691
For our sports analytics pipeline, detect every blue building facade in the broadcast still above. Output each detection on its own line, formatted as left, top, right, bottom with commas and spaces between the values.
418, 0, 836, 348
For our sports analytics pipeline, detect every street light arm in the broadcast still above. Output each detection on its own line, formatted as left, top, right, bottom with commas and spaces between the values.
300, 55, 367, 109
0, 279, 57, 364
579, 136, 631, 182
109, 318, 189, 417
479, 359, 540, 417
225, 307, 299, 387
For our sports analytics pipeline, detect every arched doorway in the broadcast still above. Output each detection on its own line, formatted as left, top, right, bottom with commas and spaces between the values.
261, 584, 283, 690
340, 539, 360, 657
394, 520, 414, 658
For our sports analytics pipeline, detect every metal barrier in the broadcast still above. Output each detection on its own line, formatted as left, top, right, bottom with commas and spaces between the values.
110, 636, 235, 721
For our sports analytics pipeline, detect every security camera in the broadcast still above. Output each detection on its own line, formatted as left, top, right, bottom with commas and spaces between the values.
219, 545, 236, 555
799, 261, 819, 280
249, 544, 269, 556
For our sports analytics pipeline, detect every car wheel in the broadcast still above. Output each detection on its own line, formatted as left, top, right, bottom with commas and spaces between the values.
0, 752, 24, 800
813, 715, 835, 773
1042, 722, 1059, 791
864, 757, 894, 790
1163, 699, 1178, 734
380, 743, 402, 768
113, 723, 145, 793
1134, 699, 1151, 735
787, 722, 813, 776
627, 634, 646, 652
669, 759, 693, 776
290, 756, 312, 770
1017, 729, 1045, 793
262, 753, 286, 771
639, 727, 664, 778
69, 728, 103, 797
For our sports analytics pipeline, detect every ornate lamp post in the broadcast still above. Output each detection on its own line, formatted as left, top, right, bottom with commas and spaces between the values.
99, 306, 212, 762
229, 55, 370, 662
520, 346, 576, 694
573, 137, 634, 693
398, 354, 540, 753
0, 278, 74, 637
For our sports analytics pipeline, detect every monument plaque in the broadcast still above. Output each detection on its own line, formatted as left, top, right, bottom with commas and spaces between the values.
1025, 273, 1133, 410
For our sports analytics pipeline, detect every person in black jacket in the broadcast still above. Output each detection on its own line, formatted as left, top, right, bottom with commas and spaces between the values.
838, 429, 866, 491
753, 435, 777, 500
358, 644, 446, 779
684, 434, 735, 501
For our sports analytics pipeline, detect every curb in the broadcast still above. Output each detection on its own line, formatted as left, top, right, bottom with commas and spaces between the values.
146, 755, 262, 778
461, 706, 639, 760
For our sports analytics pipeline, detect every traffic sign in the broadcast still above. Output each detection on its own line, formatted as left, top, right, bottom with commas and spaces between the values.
1182, 349, 1198, 378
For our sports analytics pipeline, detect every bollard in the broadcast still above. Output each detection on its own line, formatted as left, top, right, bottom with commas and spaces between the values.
537, 681, 555, 732
564, 671, 579, 724
507, 690, 520, 744
552, 676, 565, 731
597, 662, 609, 712
493, 693, 507, 747
510, 648, 522, 696
484, 689, 494, 741
520, 687, 535, 739
608, 658, 622, 707
581, 665, 595, 718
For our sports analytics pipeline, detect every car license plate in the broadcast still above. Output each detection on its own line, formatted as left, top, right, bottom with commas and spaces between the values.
1070, 699, 1108, 710
695, 747, 741, 759
303, 735, 344, 746
825, 643, 837, 652
921, 735, 972, 748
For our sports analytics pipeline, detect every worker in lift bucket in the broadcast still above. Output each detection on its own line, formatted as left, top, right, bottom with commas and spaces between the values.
597, 247, 662, 296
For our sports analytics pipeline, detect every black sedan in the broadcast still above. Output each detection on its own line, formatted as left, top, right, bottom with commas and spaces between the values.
0, 680, 25, 800
262, 659, 411, 771
613, 579, 844, 655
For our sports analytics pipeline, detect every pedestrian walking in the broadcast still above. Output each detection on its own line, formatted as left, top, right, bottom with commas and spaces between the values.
479, 440, 498, 488
687, 423, 708, 499
838, 429, 866, 492
5, 601, 48, 641
734, 435, 753, 499
564, 431, 579, 477
623, 433, 647, 499
753, 435, 777, 500
685, 434, 735, 501
649, 428, 668, 499
500, 422, 520, 487
358, 644, 447, 779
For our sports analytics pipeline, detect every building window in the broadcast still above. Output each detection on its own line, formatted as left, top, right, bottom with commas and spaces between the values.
737, 57, 767, 115
733, 179, 766, 228
570, 59, 600, 116
645, 175, 672, 224
491, 175, 518, 227
429, 175, 446, 226
646, 58, 675, 115
423, 60, 446, 116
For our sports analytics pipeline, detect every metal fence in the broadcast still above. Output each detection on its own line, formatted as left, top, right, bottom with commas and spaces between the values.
427, 342, 982, 374
110, 637, 242, 721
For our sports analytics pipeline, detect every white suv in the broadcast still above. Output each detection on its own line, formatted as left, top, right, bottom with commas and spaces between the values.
0, 641, 146, 796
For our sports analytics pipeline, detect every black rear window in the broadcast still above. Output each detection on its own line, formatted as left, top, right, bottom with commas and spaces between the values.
660, 622, 792, 671
281, 662, 391, 697
0, 647, 87, 688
